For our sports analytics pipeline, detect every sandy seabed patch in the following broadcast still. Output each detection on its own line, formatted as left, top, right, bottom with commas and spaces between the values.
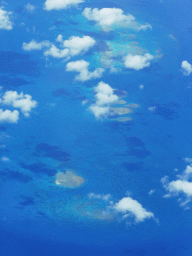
55, 170, 85, 188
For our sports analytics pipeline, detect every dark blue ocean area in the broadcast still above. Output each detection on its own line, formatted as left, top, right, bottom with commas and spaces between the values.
0, 0, 192, 255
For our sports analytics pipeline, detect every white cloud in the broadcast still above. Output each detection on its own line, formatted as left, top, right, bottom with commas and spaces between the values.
0, 91, 37, 117
0, 109, 19, 123
148, 189, 155, 195
82, 8, 152, 32
45, 35, 95, 58
1, 156, 9, 161
44, 0, 84, 11
82, 8, 135, 31
184, 157, 192, 164
89, 81, 119, 118
113, 197, 154, 222
0, 7, 13, 30
56, 34, 63, 43
124, 53, 154, 70
66, 60, 104, 81
44, 45, 69, 58
89, 105, 110, 119
23, 40, 51, 51
181, 61, 192, 76
162, 164, 192, 207
25, 3, 36, 12
88, 193, 112, 201
63, 36, 95, 56
24, 36, 96, 60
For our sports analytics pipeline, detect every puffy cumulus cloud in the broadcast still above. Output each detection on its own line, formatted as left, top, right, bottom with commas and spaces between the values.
22, 40, 51, 51
82, 8, 152, 32
44, 0, 84, 11
63, 35, 95, 56
66, 60, 104, 81
89, 81, 119, 118
0, 109, 19, 123
124, 53, 154, 71
0, 7, 13, 30
162, 164, 192, 208
86, 192, 155, 224
0, 91, 37, 117
181, 60, 192, 76
24, 36, 95, 60
82, 8, 135, 31
113, 197, 154, 222
89, 105, 110, 119
45, 35, 95, 58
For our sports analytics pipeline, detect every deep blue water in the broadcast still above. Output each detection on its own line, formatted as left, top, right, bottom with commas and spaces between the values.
1, 0, 192, 255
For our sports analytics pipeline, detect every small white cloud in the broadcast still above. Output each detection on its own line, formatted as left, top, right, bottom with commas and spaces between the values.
44, 0, 84, 11
181, 61, 192, 76
161, 164, 192, 207
0, 7, 13, 30
1, 156, 9, 161
82, 7, 135, 31
148, 189, 155, 195
88, 193, 112, 201
184, 157, 192, 164
113, 197, 154, 222
89, 81, 119, 119
0, 109, 19, 123
56, 34, 63, 43
66, 60, 104, 82
124, 53, 154, 71
0, 91, 37, 116
23, 40, 51, 51
25, 3, 36, 12
139, 84, 144, 90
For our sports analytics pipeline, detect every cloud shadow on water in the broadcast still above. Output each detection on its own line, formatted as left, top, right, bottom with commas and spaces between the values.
124, 162, 143, 171
34, 143, 70, 162
0, 76, 30, 89
20, 162, 57, 177
0, 52, 40, 77
152, 102, 179, 120
0, 168, 33, 183
19, 196, 35, 207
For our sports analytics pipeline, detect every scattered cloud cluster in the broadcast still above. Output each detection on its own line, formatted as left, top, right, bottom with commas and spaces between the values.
181, 60, 192, 76
89, 81, 119, 118
44, 0, 84, 11
23, 40, 51, 51
0, 7, 13, 30
82, 8, 151, 32
0, 91, 37, 123
124, 53, 154, 70
88, 193, 155, 223
161, 164, 192, 208
23, 35, 96, 60
66, 60, 104, 81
